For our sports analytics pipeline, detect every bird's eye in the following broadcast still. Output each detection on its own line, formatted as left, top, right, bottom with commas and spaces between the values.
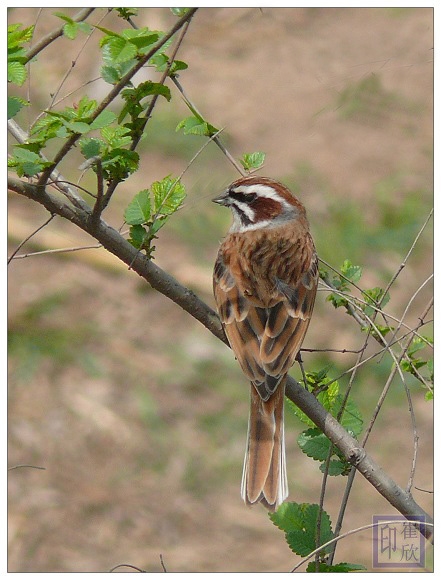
242, 192, 256, 203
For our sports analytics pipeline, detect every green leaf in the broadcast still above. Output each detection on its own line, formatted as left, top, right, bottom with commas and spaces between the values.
80, 137, 103, 159
55, 16, 92, 40
121, 28, 159, 50
340, 259, 362, 284
306, 562, 366, 572
176, 116, 219, 136
106, 36, 138, 63
8, 95, 28, 119
169, 60, 188, 74
270, 502, 334, 557
319, 459, 350, 476
363, 286, 390, 317
63, 21, 79, 40
171, 8, 191, 17
64, 121, 91, 134
240, 151, 266, 171
287, 370, 363, 437
128, 224, 148, 249
115, 8, 139, 20
151, 176, 186, 216
101, 65, 121, 84
90, 110, 117, 130
9, 147, 49, 177
101, 148, 139, 180
75, 95, 98, 118
124, 189, 152, 225
334, 395, 363, 436
8, 61, 27, 85
8, 24, 34, 49
298, 428, 332, 461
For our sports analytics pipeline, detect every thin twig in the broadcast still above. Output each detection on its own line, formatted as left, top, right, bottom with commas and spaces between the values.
7, 213, 55, 264
10, 244, 103, 260
171, 75, 246, 177
383, 208, 433, 298
25, 8, 96, 62
108, 563, 146, 573
159, 554, 167, 573
8, 464, 46, 471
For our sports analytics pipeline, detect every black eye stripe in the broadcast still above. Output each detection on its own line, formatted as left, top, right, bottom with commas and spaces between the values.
229, 190, 257, 203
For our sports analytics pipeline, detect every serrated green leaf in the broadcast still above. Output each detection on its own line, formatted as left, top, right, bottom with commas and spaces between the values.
306, 561, 366, 572
121, 28, 159, 50
63, 21, 78, 40
124, 190, 152, 225
90, 110, 117, 130
8, 61, 27, 85
270, 501, 305, 533
176, 116, 219, 136
96, 25, 122, 39
170, 60, 188, 74
240, 151, 266, 171
101, 148, 139, 180
76, 95, 98, 118
12, 148, 41, 163
9, 147, 48, 177
8, 96, 28, 119
128, 224, 148, 249
363, 286, 390, 316
106, 36, 138, 64
152, 176, 186, 216
171, 8, 191, 17
334, 395, 363, 436
271, 502, 334, 557
298, 428, 332, 461
80, 138, 103, 159
340, 259, 363, 283
100, 126, 132, 147
54, 12, 74, 24
115, 8, 138, 20
65, 121, 91, 134
8, 24, 34, 48
319, 459, 348, 476
101, 65, 121, 84
150, 52, 168, 71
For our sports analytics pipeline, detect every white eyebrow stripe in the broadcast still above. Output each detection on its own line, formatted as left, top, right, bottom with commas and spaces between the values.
233, 184, 283, 202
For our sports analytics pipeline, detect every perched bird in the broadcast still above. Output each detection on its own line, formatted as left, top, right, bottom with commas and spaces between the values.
213, 175, 318, 511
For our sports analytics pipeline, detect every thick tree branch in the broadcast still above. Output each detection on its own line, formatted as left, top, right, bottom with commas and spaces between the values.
8, 175, 433, 541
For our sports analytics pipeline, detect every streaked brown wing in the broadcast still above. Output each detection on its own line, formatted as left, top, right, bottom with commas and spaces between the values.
213, 253, 266, 384
261, 254, 318, 376
213, 251, 318, 397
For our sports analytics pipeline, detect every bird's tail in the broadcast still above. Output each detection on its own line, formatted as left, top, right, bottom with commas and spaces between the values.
241, 380, 288, 511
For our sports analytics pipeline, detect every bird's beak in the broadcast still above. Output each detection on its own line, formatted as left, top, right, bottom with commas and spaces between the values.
212, 190, 230, 206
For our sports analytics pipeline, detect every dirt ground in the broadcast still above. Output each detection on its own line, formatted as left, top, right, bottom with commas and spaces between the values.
8, 7, 433, 573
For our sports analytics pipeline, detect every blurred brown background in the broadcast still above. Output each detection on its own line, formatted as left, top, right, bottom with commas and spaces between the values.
8, 7, 433, 572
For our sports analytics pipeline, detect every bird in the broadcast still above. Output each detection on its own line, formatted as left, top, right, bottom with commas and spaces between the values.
212, 175, 318, 511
